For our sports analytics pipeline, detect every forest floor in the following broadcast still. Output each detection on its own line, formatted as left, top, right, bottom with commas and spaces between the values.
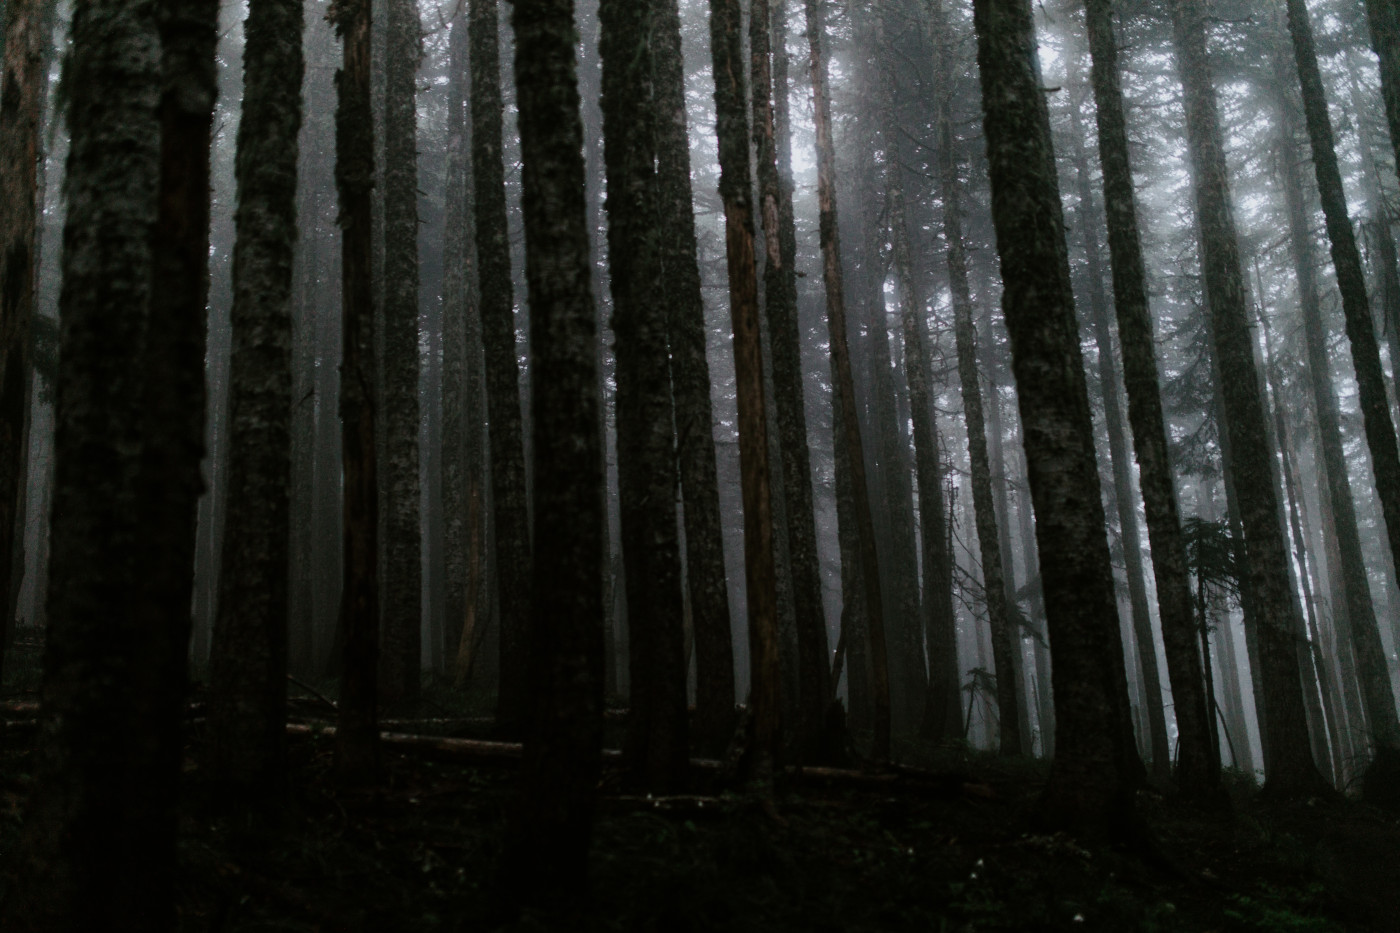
2, 641, 1399, 931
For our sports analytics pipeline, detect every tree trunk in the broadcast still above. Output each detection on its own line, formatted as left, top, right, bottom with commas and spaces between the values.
599, 0, 689, 792
379, 0, 421, 708
471, 0, 531, 738
0, 0, 50, 680
753, 0, 833, 763
1167, 0, 1328, 798
805, 0, 891, 763
1286, 0, 1400, 785
334, 0, 381, 786
1083, 0, 1218, 797
1362, 0, 1400, 194
4, 0, 209, 922
206, 0, 304, 804
972, 0, 1140, 829
654, 0, 736, 759
500, 0, 605, 900
707, 0, 783, 784
1061, 74, 1170, 780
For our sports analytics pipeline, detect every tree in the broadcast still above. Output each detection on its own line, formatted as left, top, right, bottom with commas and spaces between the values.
1284, 0, 1400, 797
380, 0, 422, 707
972, 0, 1140, 828
1166, 0, 1328, 798
471, 0, 531, 737
207, 0, 305, 803
709, 0, 783, 782
1361, 0, 1400, 191
333, 0, 381, 786
500, 0, 605, 898
805, 0, 891, 762
653, 0, 736, 760
1062, 65, 1170, 780
929, 0, 1021, 758
753, 0, 833, 763
3, 0, 216, 921
1082, 0, 1218, 799
0, 0, 52, 679
599, 0, 689, 791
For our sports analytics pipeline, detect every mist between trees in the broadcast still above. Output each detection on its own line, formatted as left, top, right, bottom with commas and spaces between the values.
3, 0, 1400, 922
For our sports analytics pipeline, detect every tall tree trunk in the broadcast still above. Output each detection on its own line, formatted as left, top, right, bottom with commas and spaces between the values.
972, 0, 1140, 829
334, 0, 381, 785
753, 0, 832, 762
805, 0, 891, 762
1061, 75, 1170, 780
501, 0, 604, 898
206, 0, 304, 804
1167, 0, 1327, 798
0, 0, 51, 679
3, 0, 209, 922
599, 0, 689, 791
1362, 0, 1400, 193
379, 0, 421, 707
654, 0, 736, 758
471, 0, 531, 737
441, 8, 476, 669
708, 0, 783, 784
1286, 0, 1400, 791
1083, 0, 1218, 797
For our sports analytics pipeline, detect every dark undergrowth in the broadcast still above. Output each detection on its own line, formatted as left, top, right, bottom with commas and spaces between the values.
2, 643, 1397, 931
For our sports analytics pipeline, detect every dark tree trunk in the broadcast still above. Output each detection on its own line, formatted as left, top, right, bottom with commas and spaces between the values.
753, 0, 832, 763
805, 0, 891, 762
1167, 0, 1328, 798
471, 0, 531, 737
207, 0, 304, 803
710, 0, 783, 783
334, 0, 381, 786
0, 0, 50, 679
599, 0, 689, 792
500, 0, 604, 899
4, 0, 213, 922
1362, 0, 1400, 193
1062, 80, 1170, 780
1286, 0, 1400, 783
1083, 0, 1218, 798
972, 0, 1140, 830
653, 0, 736, 760
380, 0, 421, 707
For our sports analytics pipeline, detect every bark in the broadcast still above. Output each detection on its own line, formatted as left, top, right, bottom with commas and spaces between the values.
501, 0, 604, 899
1286, 0, 1400, 770
972, 0, 1140, 829
753, 0, 832, 762
710, 0, 782, 783
207, 0, 304, 802
599, 0, 689, 791
805, 0, 891, 762
1083, 0, 1217, 797
334, 0, 381, 786
2, 0, 205, 923
441, 10, 476, 668
1362, 0, 1400, 193
1062, 78, 1170, 780
379, 0, 421, 707
653, 0, 736, 759
0, 0, 50, 678
1167, 0, 1328, 797
472, 0, 531, 737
